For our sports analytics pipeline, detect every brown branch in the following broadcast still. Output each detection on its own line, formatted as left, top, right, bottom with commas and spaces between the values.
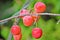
0, 13, 60, 23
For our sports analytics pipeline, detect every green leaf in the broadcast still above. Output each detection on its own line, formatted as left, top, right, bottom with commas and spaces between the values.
44, 19, 56, 33
1, 27, 10, 40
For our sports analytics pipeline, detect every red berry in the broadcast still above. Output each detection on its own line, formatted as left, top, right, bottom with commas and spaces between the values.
20, 9, 29, 18
32, 28, 42, 39
34, 2, 46, 13
23, 16, 33, 26
13, 33, 22, 40
11, 25, 21, 35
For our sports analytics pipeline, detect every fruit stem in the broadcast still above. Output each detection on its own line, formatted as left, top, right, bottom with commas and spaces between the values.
36, 21, 38, 27
14, 18, 18, 25
35, 17, 38, 27
29, 8, 34, 13
36, 39, 38, 40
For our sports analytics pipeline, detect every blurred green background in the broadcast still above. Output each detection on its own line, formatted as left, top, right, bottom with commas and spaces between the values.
0, 0, 60, 40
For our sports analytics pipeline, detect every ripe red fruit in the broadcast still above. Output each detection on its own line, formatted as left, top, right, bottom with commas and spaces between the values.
32, 28, 42, 39
13, 33, 22, 40
11, 25, 21, 35
34, 2, 46, 13
23, 16, 33, 26
20, 9, 29, 18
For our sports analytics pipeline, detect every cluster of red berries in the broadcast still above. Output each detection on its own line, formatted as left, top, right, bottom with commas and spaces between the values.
11, 25, 22, 40
11, 2, 46, 40
20, 2, 46, 27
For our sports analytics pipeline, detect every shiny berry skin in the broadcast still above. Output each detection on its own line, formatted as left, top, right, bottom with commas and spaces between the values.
20, 9, 29, 18
34, 2, 46, 13
13, 33, 22, 40
11, 25, 21, 35
23, 16, 33, 26
32, 28, 42, 39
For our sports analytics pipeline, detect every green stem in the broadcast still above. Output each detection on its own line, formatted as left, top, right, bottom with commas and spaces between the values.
35, 18, 38, 27
36, 22, 38, 27
36, 39, 38, 40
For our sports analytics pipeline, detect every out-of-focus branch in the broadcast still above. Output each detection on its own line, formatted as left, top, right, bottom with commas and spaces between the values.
57, 19, 60, 24
7, 32, 12, 40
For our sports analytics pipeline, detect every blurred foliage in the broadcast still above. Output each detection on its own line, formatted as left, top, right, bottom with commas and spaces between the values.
0, 0, 60, 40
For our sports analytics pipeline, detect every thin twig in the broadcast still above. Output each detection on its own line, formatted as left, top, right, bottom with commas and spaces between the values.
0, 13, 60, 23
0, 15, 19, 23
39, 13, 60, 16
